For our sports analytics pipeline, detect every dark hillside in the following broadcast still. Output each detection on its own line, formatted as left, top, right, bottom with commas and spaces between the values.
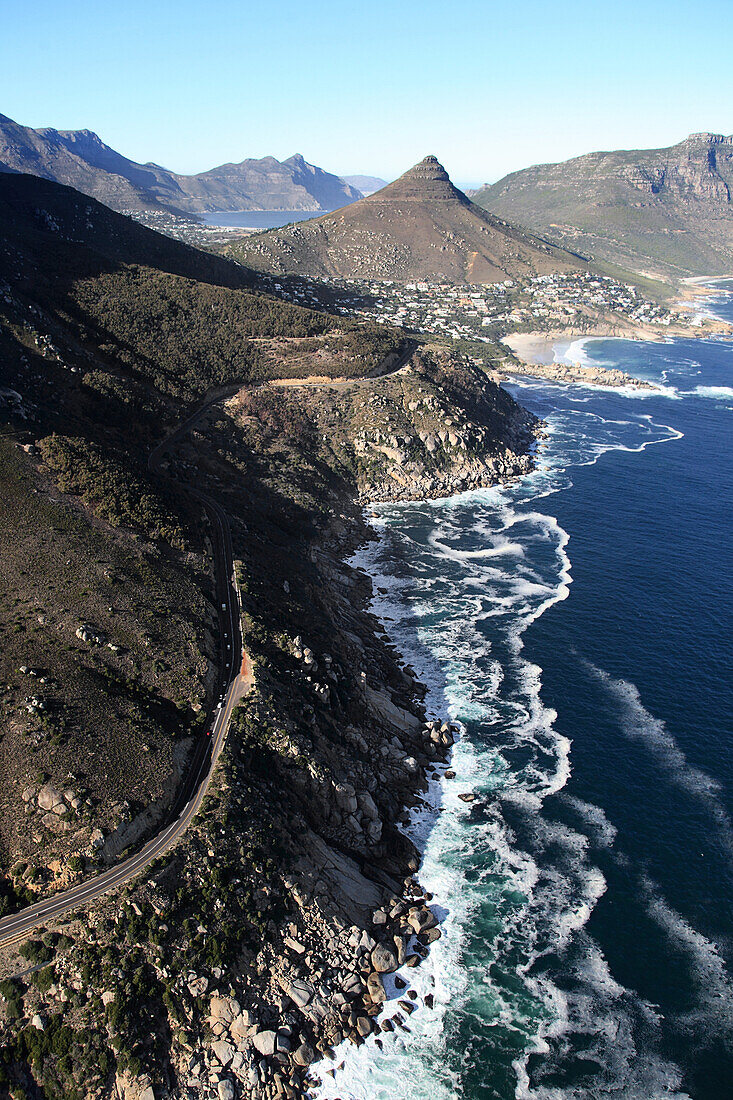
0, 173, 405, 900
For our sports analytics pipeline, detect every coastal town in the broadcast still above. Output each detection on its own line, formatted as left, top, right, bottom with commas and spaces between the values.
267, 270, 691, 345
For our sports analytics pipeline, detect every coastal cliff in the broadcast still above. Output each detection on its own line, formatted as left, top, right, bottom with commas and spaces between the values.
0, 173, 539, 1099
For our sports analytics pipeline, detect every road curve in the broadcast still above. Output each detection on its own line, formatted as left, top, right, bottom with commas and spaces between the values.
0, 394, 250, 950
0, 346, 415, 950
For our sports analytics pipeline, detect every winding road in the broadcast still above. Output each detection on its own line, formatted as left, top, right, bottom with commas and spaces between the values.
0, 391, 251, 950
0, 344, 416, 950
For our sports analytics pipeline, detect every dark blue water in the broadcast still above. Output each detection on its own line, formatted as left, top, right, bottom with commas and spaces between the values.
316, 286, 733, 1100
200, 209, 323, 228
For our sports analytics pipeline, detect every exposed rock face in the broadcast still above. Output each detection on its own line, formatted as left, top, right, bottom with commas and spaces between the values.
231, 347, 541, 506
475, 132, 733, 278
228, 154, 586, 284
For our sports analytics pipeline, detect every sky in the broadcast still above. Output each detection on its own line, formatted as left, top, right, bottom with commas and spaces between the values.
2, 0, 732, 186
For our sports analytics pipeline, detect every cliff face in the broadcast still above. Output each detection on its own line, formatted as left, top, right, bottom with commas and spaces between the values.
474, 133, 733, 280
0, 112, 362, 215
227, 155, 587, 284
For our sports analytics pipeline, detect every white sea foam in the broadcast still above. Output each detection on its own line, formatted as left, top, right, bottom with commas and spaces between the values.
555, 337, 594, 369
586, 663, 733, 862
560, 794, 618, 849
515, 933, 692, 1100
640, 875, 733, 1042
314, 348, 698, 1099
689, 384, 733, 401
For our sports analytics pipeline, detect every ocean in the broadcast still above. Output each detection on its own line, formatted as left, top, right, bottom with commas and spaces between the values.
314, 283, 733, 1099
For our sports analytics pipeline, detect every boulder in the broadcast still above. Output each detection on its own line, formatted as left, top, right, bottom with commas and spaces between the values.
209, 995, 240, 1026
230, 1011, 255, 1044
187, 974, 209, 998
366, 972, 386, 1004
371, 943, 398, 973
420, 927, 442, 945
37, 784, 64, 813
252, 1030, 276, 1057
212, 1040, 235, 1067
284, 978, 314, 1009
275, 1029, 292, 1053
217, 1082, 235, 1100
342, 972, 363, 997
334, 782, 358, 815
407, 908, 437, 935
292, 1042, 315, 1067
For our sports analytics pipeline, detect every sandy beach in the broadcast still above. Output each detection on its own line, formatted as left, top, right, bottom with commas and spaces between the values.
502, 332, 572, 366
500, 331, 657, 389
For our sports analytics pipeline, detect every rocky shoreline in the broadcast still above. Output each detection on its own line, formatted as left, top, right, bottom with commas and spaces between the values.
0, 349, 540, 1100
152, 354, 542, 1099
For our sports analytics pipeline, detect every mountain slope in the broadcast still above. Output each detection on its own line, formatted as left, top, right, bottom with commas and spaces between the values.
474, 133, 733, 279
0, 112, 175, 213
0, 112, 362, 215
0, 168, 407, 909
226, 155, 587, 284
342, 173, 388, 195
0, 173, 539, 1100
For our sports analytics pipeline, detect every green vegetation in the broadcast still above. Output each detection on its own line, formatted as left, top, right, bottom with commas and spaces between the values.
38, 434, 184, 545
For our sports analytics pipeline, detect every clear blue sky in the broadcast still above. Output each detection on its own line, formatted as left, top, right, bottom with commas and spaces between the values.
2, 0, 731, 185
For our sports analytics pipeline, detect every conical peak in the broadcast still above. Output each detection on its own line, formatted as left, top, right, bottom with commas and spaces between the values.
375, 154, 467, 204
406, 155, 450, 182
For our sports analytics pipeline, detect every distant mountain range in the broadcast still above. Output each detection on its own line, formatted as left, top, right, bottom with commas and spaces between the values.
473, 133, 733, 279
0, 112, 363, 215
341, 174, 388, 196
226, 155, 586, 284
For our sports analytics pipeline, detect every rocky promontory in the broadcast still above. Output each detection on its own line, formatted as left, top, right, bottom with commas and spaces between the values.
0, 340, 539, 1099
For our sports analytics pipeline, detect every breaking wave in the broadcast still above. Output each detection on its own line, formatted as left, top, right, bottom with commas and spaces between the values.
313, 325, 733, 1099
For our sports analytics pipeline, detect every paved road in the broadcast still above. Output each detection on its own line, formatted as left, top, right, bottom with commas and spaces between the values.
0, 347, 415, 950
0, 394, 251, 950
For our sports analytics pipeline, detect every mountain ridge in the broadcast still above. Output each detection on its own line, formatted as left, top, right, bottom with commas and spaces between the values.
0, 111, 363, 216
473, 132, 733, 279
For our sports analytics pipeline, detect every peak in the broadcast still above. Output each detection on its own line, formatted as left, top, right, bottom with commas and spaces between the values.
68, 129, 104, 142
375, 154, 466, 205
404, 155, 450, 180
684, 132, 733, 145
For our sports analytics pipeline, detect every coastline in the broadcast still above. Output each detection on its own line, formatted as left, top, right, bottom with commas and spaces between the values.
312, 303, 733, 1097
500, 331, 655, 389
675, 274, 733, 303
0, 347, 541, 1100
500, 299, 733, 388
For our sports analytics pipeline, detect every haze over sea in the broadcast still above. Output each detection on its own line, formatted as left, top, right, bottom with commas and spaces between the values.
315, 283, 733, 1099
